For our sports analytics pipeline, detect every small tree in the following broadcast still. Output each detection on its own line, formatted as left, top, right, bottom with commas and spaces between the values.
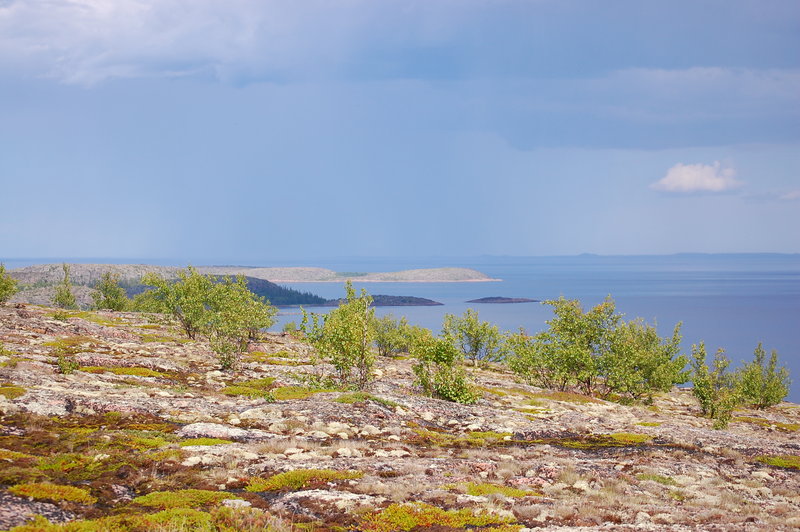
140, 267, 215, 339
412, 332, 478, 404
738, 343, 790, 409
517, 297, 619, 395
0, 263, 18, 305
206, 276, 277, 369
301, 281, 375, 389
442, 308, 503, 367
691, 343, 741, 429
373, 314, 411, 357
602, 320, 688, 402
91, 271, 129, 311
52, 263, 77, 309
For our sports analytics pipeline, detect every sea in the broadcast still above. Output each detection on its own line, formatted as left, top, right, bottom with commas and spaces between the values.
4, 254, 799, 402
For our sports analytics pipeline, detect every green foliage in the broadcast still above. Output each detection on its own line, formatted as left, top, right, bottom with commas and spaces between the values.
360, 502, 519, 532
140, 267, 215, 340
507, 297, 687, 401
205, 276, 277, 369
411, 333, 479, 404
140, 268, 276, 369
91, 271, 129, 311
373, 313, 411, 356
133, 488, 239, 509
602, 320, 688, 402
9, 482, 97, 504
52, 263, 77, 310
221, 377, 276, 400
756, 454, 800, 469
179, 438, 234, 447
0, 263, 18, 305
245, 468, 363, 492
738, 343, 790, 409
690, 343, 741, 429
56, 355, 80, 375
301, 280, 375, 389
463, 482, 539, 497
442, 308, 503, 367
0, 384, 26, 399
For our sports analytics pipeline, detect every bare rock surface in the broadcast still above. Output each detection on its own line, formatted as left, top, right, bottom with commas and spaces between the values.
0, 304, 798, 531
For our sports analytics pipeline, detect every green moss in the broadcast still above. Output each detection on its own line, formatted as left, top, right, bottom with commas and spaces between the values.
636, 421, 662, 427
9, 508, 217, 532
43, 336, 105, 354
245, 468, 363, 492
9, 482, 97, 504
733, 416, 800, 432
80, 366, 171, 378
272, 385, 334, 401
550, 433, 652, 450
609, 432, 652, 444
464, 482, 540, 497
133, 488, 239, 509
335, 392, 399, 408
0, 385, 26, 399
179, 438, 234, 447
636, 473, 677, 486
37, 452, 132, 482
467, 431, 513, 443
222, 377, 276, 399
0, 448, 35, 461
756, 455, 800, 469
140, 333, 190, 344
360, 502, 520, 532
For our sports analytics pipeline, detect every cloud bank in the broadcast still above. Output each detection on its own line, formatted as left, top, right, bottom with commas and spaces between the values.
651, 162, 742, 193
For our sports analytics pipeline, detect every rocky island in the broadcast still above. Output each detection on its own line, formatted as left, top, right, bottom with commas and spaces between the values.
466, 297, 539, 304
0, 304, 798, 531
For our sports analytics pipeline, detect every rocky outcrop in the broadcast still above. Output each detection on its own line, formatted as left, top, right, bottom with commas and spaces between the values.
0, 304, 798, 531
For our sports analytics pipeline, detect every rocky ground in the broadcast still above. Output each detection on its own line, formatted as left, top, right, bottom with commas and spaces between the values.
0, 304, 798, 531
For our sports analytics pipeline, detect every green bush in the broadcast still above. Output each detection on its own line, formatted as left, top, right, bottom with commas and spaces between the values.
412, 333, 478, 404
140, 268, 276, 369
0, 263, 18, 305
691, 343, 741, 429
602, 320, 688, 402
91, 271, 128, 311
442, 309, 503, 367
373, 313, 411, 357
301, 281, 375, 389
738, 343, 790, 409
507, 297, 687, 402
52, 263, 77, 310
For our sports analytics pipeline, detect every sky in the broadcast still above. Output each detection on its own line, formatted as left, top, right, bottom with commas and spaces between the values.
0, 0, 799, 261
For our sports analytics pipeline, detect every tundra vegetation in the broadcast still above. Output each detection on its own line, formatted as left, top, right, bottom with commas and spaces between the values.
138, 267, 277, 369
301, 280, 376, 390
0, 271, 796, 530
90, 271, 128, 311
51, 263, 77, 310
0, 263, 18, 305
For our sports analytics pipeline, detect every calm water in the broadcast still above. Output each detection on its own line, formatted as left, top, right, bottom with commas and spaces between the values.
5, 254, 799, 401
276, 255, 800, 402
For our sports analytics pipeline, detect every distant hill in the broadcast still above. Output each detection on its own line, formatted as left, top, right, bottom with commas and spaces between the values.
7, 263, 466, 308
9, 263, 497, 285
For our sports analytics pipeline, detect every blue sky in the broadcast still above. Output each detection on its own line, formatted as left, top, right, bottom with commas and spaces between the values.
1, 0, 798, 261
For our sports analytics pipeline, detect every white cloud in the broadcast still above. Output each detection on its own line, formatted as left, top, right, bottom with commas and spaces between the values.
0, 0, 472, 85
651, 162, 742, 193
780, 189, 800, 201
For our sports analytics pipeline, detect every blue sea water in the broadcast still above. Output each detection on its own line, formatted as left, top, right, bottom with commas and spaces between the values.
274, 254, 800, 402
5, 254, 799, 401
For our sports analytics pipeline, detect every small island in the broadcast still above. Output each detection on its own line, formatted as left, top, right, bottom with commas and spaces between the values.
466, 296, 539, 304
